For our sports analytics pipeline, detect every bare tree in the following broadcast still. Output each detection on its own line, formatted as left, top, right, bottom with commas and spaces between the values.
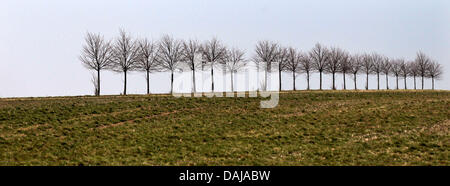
254, 41, 279, 91
157, 35, 184, 94
339, 50, 351, 90
276, 47, 289, 91
110, 29, 140, 95
399, 60, 409, 90
284, 48, 301, 90
427, 61, 443, 90
408, 61, 419, 90
361, 54, 373, 90
182, 39, 202, 93
390, 59, 402, 90
309, 43, 328, 90
325, 47, 344, 90
415, 51, 431, 89
349, 54, 363, 90
299, 52, 313, 90
79, 32, 113, 96
370, 53, 384, 90
202, 38, 227, 92
223, 48, 247, 92
136, 38, 159, 94
381, 57, 392, 90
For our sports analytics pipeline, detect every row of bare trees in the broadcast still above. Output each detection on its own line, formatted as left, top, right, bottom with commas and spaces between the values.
252, 42, 443, 91
80, 30, 245, 96
80, 31, 443, 96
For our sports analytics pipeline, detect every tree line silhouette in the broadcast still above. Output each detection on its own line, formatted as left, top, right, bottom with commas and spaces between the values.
80, 30, 444, 96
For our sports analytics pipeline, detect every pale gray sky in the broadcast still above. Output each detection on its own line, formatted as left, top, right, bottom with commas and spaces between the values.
1, 0, 449, 97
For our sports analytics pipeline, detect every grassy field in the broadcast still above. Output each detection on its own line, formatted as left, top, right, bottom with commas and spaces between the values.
0, 90, 448, 166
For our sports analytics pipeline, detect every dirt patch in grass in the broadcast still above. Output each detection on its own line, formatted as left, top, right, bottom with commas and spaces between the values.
423, 119, 449, 136
17, 124, 49, 131
95, 110, 180, 130
95, 107, 204, 130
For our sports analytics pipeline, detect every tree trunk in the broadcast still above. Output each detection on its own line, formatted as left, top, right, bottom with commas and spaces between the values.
385, 74, 389, 90
396, 75, 399, 90
231, 71, 234, 92
279, 69, 282, 91
170, 71, 174, 94
264, 68, 268, 91
332, 72, 336, 90
404, 76, 407, 90
306, 71, 310, 90
414, 76, 416, 90
320, 71, 323, 90
432, 77, 435, 90
377, 73, 380, 90
123, 70, 127, 95
366, 72, 369, 90
192, 69, 196, 93
421, 75, 424, 90
292, 71, 296, 91
343, 72, 346, 90
354, 73, 357, 90
146, 70, 150, 94
211, 64, 214, 92
222, 64, 226, 93
256, 64, 259, 91
97, 69, 101, 96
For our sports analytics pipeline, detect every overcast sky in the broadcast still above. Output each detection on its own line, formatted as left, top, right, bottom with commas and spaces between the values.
1, 0, 449, 97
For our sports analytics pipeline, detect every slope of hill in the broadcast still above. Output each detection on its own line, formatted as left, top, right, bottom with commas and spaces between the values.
0, 90, 448, 165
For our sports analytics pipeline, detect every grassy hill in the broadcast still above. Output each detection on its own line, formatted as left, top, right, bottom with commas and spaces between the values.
0, 90, 448, 165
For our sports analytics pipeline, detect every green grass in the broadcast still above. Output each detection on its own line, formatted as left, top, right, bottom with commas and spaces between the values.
0, 90, 448, 165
